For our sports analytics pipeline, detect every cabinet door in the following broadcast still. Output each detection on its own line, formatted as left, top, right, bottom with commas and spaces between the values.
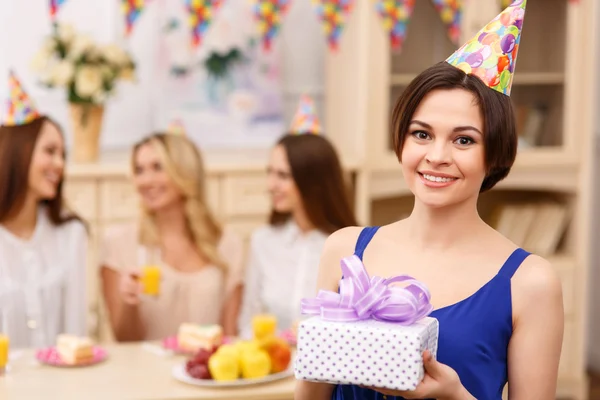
100, 179, 138, 221
63, 180, 98, 222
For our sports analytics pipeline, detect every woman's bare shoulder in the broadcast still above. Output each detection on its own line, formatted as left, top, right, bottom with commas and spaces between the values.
511, 253, 563, 324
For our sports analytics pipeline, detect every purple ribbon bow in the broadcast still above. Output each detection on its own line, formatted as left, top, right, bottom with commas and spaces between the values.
301, 255, 434, 324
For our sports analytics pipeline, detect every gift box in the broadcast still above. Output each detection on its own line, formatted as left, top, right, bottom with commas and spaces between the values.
294, 255, 439, 391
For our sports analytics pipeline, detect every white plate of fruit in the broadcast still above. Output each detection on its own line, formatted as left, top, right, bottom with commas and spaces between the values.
172, 338, 294, 387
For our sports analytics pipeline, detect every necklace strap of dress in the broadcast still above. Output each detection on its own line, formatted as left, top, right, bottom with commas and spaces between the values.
353, 226, 380, 262
498, 248, 531, 279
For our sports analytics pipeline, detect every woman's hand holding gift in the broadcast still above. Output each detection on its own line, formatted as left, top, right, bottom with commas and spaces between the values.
365, 350, 476, 400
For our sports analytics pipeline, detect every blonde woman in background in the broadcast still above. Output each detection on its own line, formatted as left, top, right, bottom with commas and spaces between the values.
100, 132, 244, 341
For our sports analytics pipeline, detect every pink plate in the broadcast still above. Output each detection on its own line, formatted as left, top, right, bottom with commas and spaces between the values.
280, 329, 297, 346
35, 346, 107, 368
162, 336, 194, 355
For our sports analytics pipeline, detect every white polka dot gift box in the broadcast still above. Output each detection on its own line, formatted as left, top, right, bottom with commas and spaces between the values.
294, 255, 439, 391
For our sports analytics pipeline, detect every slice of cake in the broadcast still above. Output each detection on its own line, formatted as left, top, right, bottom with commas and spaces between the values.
177, 324, 223, 353
56, 334, 94, 365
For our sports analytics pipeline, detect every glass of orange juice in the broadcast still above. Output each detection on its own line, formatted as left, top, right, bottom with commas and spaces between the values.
0, 334, 8, 375
252, 314, 277, 340
140, 265, 161, 296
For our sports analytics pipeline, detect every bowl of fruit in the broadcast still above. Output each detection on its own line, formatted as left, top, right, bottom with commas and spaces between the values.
172, 315, 294, 387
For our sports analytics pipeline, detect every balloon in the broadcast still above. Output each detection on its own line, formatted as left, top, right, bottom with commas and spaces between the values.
497, 54, 510, 72
466, 51, 484, 68
481, 32, 499, 46
456, 62, 472, 75
499, 69, 511, 87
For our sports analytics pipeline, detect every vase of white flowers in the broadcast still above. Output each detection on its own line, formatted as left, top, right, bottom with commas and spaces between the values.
31, 23, 136, 162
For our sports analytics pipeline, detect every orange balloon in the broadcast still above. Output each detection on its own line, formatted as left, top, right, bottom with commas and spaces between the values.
497, 55, 509, 72
481, 33, 499, 46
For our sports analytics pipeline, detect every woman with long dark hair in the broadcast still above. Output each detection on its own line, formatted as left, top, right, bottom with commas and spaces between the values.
0, 72, 87, 349
238, 96, 357, 336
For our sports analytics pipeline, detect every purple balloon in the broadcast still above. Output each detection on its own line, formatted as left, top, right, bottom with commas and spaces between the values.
501, 34, 516, 54
514, 19, 523, 30
478, 32, 487, 43
465, 51, 484, 68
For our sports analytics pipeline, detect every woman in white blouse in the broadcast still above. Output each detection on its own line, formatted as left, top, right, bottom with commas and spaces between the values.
0, 115, 88, 349
238, 132, 357, 337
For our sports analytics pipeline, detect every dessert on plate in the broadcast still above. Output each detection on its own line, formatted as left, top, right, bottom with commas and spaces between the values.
56, 334, 94, 365
177, 323, 223, 353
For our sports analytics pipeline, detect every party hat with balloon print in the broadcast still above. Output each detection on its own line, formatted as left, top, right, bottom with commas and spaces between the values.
290, 94, 322, 135
3, 71, 41, 126
445, 0, 526, 96
167, 119, 186, 136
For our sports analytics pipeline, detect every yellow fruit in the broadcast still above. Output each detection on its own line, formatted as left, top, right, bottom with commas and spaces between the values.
215, 344, 239, 358
240, 349, 271, 379
235, 340, 261, 356
252, 314, 277, 340
208, 352, 239, 381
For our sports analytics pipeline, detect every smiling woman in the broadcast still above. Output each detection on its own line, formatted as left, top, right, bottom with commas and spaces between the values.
0, 115, 88, 349
100, 132, 245, 341
296, 2, 564, 399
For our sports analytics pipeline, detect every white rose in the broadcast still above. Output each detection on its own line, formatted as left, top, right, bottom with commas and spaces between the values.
118, 68, 135, 81
50, 60, 75, 86
92, 90, 108, 104
31, 48, 53, 73
101, 44, 130, 66
68, 35, 94, 60
75, 66, 103, 98
57, 23, 76, 45
100, 65, 114, 79
42, 37, 57, 54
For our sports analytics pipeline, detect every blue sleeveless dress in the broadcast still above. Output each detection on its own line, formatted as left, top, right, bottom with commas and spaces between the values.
332, 226, 530, 400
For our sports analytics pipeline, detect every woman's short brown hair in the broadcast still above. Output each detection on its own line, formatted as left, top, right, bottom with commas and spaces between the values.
391, 61, 517, 192
269, 134, 358, 234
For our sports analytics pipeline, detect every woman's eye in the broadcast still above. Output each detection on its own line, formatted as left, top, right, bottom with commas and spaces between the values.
455, 136, 474, 146
412, 131, 430, 140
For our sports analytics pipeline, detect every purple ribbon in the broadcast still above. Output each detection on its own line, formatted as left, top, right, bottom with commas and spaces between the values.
301, 255, 433, 324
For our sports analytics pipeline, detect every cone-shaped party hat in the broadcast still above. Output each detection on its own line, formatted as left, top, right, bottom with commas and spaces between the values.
4, 71, 41, 126
167, 119, 186, 136
445, 0, 526, 96
289, 95, 322, 135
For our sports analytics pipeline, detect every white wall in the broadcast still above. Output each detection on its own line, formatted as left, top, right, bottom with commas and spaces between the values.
0, 0, 325, 152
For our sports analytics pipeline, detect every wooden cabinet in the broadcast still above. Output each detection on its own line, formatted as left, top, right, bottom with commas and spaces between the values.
324, 1, 595, 398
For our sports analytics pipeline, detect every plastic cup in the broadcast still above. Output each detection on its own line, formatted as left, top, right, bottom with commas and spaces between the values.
141, 265, 161, 296
0, 334, 8, 374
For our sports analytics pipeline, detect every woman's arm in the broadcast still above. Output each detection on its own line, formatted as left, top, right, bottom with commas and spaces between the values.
236, 235, 263, 338
100, 266, 146, 341
221, 284, 243, 336
219, 229, 247, 336
64, 223, 88, 336
295, 226, 361, 400
507, 255, 564, 400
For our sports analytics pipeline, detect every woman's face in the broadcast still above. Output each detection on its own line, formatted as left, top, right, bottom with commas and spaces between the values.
267, 144, 303, 214
28, 121, 65, 201
400, 88, 486, 209
133, 142, 184, 212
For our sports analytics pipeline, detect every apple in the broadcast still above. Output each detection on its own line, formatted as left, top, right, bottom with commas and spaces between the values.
240, 349, 271, 379
208, 351, 239, 381
262, 337, 292, 373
